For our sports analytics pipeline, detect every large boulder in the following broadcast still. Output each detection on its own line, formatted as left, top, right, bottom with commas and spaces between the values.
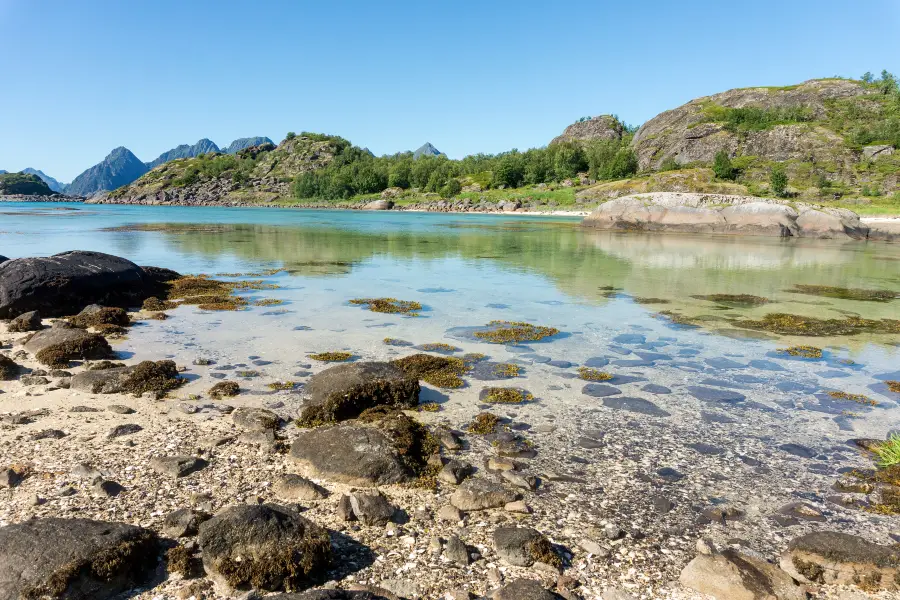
24, 326, 114, 366
71, 360, 180, 396
0, 251, 177, 318
582, 192, 871, 239
779, 531, 900, 591
0, 517, 160, 600
290, 424, 413, 486
551, 115, 624, 145
7, 310, 42, 332
681, 549, 806, 600
298, 362, 419, 426
198, 504, 331, 593
363, 199, 394, 210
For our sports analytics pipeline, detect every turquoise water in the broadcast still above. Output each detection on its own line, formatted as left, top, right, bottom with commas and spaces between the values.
2, 201, 899, 438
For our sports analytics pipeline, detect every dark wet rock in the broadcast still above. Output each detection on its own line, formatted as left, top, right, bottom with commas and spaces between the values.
705, 357, 745, 370
546, 360, 572, 369
687, 442, 724, 455
198, 503, 331, 592
583, 357, 610, 368
520, 353, 552, 364
656, 467, 684, 482
349, 490, 397, 526
493, 436, 537, 459
233, 407, 280, 432
162, 508, 211, 538
299, 361, 419, 425
92, 479, 124, 497
8, 310, 42, 332
749, 359, 787, 371
0, 251, 173, 318
607, 345, 632, 356
491, 578, 562, 600
641, 384, 671, 394
493, 527, 557, 567
450, 478, 519, 511
780, 531, 900, 590
107, 423, 142, 438
681, 549, 806, 600
733, 374, 766, 384
602, 396, 670, 417
612, 359, 655, 367
290, 425, 412, 486
438, 460, 473, 485
150, 455, 207, 478
613, 334, 645, 345
688, 386, 746, 404
582, 384, 621, 397
778, 443, 815, 458
274, 474, 329, 501
20, 375, 50, 386
818, 370, 851, 379
0, 517, 160, 599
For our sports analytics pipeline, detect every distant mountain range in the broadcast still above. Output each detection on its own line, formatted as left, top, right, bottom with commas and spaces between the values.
413, 142, 443, 159
223, 137, 274, 154
146, 138, 220, 169
21, 168, 66, 193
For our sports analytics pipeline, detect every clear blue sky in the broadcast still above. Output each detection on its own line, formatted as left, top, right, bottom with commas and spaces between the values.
1, 0, 897, 182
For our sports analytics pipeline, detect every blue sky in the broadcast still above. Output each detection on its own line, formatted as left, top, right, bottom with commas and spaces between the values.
1, 0, 898, 182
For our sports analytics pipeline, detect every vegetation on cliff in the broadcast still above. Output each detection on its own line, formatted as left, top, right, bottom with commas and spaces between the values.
0, 172, 54, 195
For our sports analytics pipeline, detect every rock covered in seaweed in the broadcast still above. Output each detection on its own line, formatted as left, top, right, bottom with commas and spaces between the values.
24, 326, 114, 367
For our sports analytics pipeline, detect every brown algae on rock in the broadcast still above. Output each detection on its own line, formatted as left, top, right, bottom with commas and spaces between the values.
482, 387, 533, 404
827, 391, 877, 406
578, 367, 613, 381
35, 335, 114, 368
309, 352, 353, 362
121, 360, 183, 397
142, 297, 177, 311
357, 407, 439, 477
473, 320, 560, 344
633, 297, 671, 304
253, 299, 284, 307
266, 381, 297, 391
777, 345, 823, 358
0, 355, 21, 380
691, 294, 770, 306
733, 313, 900, 336
887, 381, 900, 394
69, 307, 130, 329
419, 343, 461, 353
349, 297, 422, 315
788, 284, 897, 302
468, 412, 501, 434
418, 402, 441, 412
491, 363, 521, 378
209, 381, 240, 399
391, 353, 470, 389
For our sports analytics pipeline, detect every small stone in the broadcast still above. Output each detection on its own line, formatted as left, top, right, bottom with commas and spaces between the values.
273, 474, 328, 501
651, 494, 674, 514
445, 535, 470, 565
150, 455, 207, 478
604, 524, 624, 540
163, 508, 211, 538
501, 470, 537, 490
349, 491, 397, 526
0, 468, 21, 488
92, 479, 124, 497
337, 494, 356, 521
20, 376, 50, 386
488, 457, 516, 471
504, 500, 531, 514
107, 423, 142, 439
579, 539, 606, 556
450, 478, 519, 511
232, 407, 280, 432
437, 504, 464, 522
436, 429, 463, 451
106, 404, 135, 414
438, 460, 472, 485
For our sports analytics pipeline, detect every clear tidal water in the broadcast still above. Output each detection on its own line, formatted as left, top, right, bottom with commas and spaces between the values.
2, 202, 899, 438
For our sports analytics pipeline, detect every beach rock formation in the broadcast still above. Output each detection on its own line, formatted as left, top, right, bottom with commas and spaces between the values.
0, 251, 178, 318
680, 549, 806, 600
551, 115, 624, 145
0, 517, 160, 600
582, 192, 877, 239
779, 531, 900, 591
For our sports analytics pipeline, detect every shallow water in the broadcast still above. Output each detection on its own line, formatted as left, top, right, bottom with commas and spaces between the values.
2, 202, 899, 439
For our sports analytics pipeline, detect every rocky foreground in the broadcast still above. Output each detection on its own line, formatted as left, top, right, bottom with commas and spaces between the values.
1, 252, 899, 600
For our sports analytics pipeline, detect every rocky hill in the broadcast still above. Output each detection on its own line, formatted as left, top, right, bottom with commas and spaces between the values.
0, 172, 54, 195
551, 115, 624, 145
66, 147, 149, 197
21, 168, 66, 193
629, 78, 899, 196
105, 134, 343, 205
223, 136, 274, 154
146, 138, 220, 169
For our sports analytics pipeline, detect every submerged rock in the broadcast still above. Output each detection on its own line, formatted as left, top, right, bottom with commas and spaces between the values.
198, 503, 331, 593
0, 517, 160, 599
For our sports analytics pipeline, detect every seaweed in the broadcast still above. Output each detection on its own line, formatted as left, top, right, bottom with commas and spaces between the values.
827, 391, 877, 406
357, 407, 439, 477
94, 324, 128, 337
788, 285, 897, 302
309, 352, 353, 362
209, 381, 240, 399
166, 544, 201, 578
467, 412, 500, 434
349, 297, 422, 316
527, 536, 562, 568
148, 312, 168, 321
483, 387, 533, 404
887, 381, 900, 394
383, 338, 413, 347
69, 307, 130, 329
473, 320, 560, 344
235, 370, 261, 378
34, 335, 114, 368
266, 381, 297, 391
577, 367, 613, 381
418, 402, 441, 412
656, 311, 698, 326
390, 353, 469, 389
419, 343, 461, 353
215, 530, 331, 591
87, 361, 126, 371
733, 313, 900, 336
633, 297, 671, 304
777, 345, 823, 358
0, 354, 21, 380
253, 299, 284, 307
142, 297, 177, 311
692, 294, 770, 306
120, 360, 183, 397
492, 363, 521, 378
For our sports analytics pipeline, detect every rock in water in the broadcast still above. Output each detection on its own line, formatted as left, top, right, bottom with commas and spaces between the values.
0, 517, 159, 599
680, 549, 806, 600
362, 199, 394, 210
290, 425, 412, 486
779, 531, 900, 591
299, 362, 419, 425
0, 251, 167, 318
199, 504, 331, 593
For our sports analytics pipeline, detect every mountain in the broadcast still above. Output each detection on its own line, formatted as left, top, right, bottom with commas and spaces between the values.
224, 137, 274, 154
551, 115, 624, 145
0, 170, 6, 175
147, 138, 220, 169
21, 168, 66, 193
67, 147, 149, 196
0, 172, 54, 195
109, 134, 337, 205
413, 142, 442, 159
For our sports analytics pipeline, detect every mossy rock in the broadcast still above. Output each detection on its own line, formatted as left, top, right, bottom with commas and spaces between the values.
69, 305, 130, 329
25, 327, 114, 368
198, 504, 331, 593
209, 381, 240, 399
0, 517, 160, 600
0, 354, 21, 380
390, 353, 470, 389
298, 362, 420, 426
